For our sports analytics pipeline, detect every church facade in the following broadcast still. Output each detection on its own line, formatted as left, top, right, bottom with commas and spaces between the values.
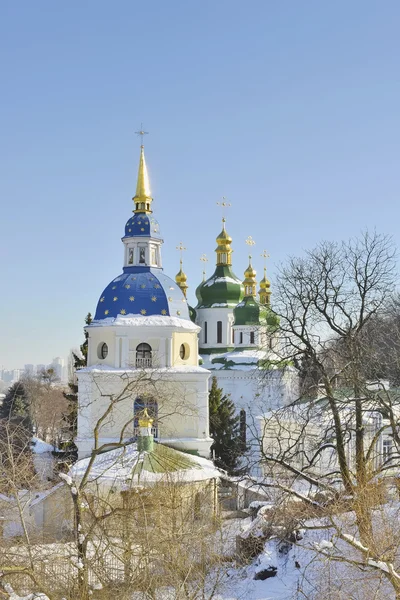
76, 144, 297, 460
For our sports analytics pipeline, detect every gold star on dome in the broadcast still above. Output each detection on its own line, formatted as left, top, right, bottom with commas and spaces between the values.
129, 296, 135, 301
168, 297, 173, 301
149, 277, 154, 281
125, 284, 131, 289
161, 309, 167, 315
154, 284, 160, 289
128, 229, 132, 232
138, 221, 141, 225
140, 309, 147, 315
104, 309, 109, 315
151, 296, 157, 302
177, 310, 181, 315
140, 284, 146, 289
112, 285, 117, 290
131, 277, 137, 280
141, 228, 145, 231
120, 308, 126, 315
100, 297, 105, 303
113, 296, 118, 301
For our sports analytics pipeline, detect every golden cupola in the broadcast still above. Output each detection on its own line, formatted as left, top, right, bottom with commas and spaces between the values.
175, 260, 189, 298
243, 256, 257, 297
258, 267, 271, 305
215, 218, 233, 266
133, 145, 153, 213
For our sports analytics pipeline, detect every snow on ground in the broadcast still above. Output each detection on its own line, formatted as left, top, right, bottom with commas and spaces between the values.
31, 437, 57, 454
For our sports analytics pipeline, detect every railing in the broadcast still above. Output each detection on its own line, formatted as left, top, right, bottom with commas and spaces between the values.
135, 357, 152, 368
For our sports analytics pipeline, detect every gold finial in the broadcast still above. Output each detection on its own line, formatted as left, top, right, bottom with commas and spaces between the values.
200, 254, 208, 281
175, 242, 188, 297
133, 131, 153, 213
259, 249, 271, 305
138, 407, 154, 428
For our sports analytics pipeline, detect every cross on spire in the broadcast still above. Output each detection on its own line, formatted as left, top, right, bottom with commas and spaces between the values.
176, 241, 187, 265
200, 253, 208, 280
216, 197, 231, 221
135, 123, 149, 146
260, 249, 270, 270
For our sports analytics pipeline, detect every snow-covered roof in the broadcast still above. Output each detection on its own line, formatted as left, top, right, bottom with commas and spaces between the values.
70, 442, 221, 487
89, 314, 199, 331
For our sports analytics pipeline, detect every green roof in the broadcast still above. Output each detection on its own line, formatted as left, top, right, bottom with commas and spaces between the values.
195, 265, 244, 309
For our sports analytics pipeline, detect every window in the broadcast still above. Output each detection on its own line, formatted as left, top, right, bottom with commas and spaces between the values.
139, 247, 146, 264
250, 331, 255, 344
217, 321, 222, 344
136, 343, 152, 367
134, 397, 158, 438
128, 248, 134, 264
179, 343, 190, 360
204, 322, 208, 344
232, 328, 235, 344
383, 439, 393, 463
240, 332, 243, 344
98, 343, 108, 360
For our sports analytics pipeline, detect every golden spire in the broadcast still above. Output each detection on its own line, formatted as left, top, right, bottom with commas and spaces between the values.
133, 144, 153, 213
259, 250, 271, 305
175, 242, 188, 297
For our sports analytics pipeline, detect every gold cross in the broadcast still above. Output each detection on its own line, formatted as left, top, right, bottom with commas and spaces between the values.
200, 253, 208, 279
176, 242, 187, 265
135, 123, 149, 146
260, 249, 270, 268
216, 197, 231, 221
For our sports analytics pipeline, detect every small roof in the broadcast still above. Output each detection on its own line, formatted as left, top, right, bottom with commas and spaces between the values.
71, 442, 221, 488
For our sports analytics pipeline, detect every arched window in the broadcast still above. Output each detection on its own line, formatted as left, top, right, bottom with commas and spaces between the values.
250, 331, 255, 344
134, 397, 158, 438
240, 332, 243, 344
136, 343, 152, 368
217, 321, 222, 344
204, 322, 208, 344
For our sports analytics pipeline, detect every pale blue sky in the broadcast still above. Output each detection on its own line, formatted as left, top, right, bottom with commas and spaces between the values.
1, 1, 399, 369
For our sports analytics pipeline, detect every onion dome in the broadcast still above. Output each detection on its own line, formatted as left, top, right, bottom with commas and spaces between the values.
234, 296, 262, 326
258, 267, 271, 306
175, 261, 188, 298
94, 268, 190, 321
243, 256, 257, 297
195, 220, 243, 309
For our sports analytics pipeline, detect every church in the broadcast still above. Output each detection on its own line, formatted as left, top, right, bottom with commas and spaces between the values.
76, 142, 297, 460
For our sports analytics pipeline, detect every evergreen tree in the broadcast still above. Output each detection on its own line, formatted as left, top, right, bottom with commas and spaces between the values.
208, 376, 245, 475
0, 380, 32, 431
63, 313, 92, 446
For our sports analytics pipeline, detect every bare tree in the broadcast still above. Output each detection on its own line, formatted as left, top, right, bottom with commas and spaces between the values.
253, 231, 400, 597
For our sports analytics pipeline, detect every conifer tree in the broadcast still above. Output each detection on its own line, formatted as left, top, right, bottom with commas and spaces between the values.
0, 380, 32, 432
63, 312, 92, 446
208, 376, 245, 475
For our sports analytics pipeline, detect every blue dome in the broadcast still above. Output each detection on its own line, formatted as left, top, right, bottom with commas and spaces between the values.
124, 212, 162, 239
94, 267, 189, 321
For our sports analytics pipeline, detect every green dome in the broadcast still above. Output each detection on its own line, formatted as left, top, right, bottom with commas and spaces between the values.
234, 297, 280, 330
196, 265, 244, 309
234, 296, 261, 326
189, 305, 197, 323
